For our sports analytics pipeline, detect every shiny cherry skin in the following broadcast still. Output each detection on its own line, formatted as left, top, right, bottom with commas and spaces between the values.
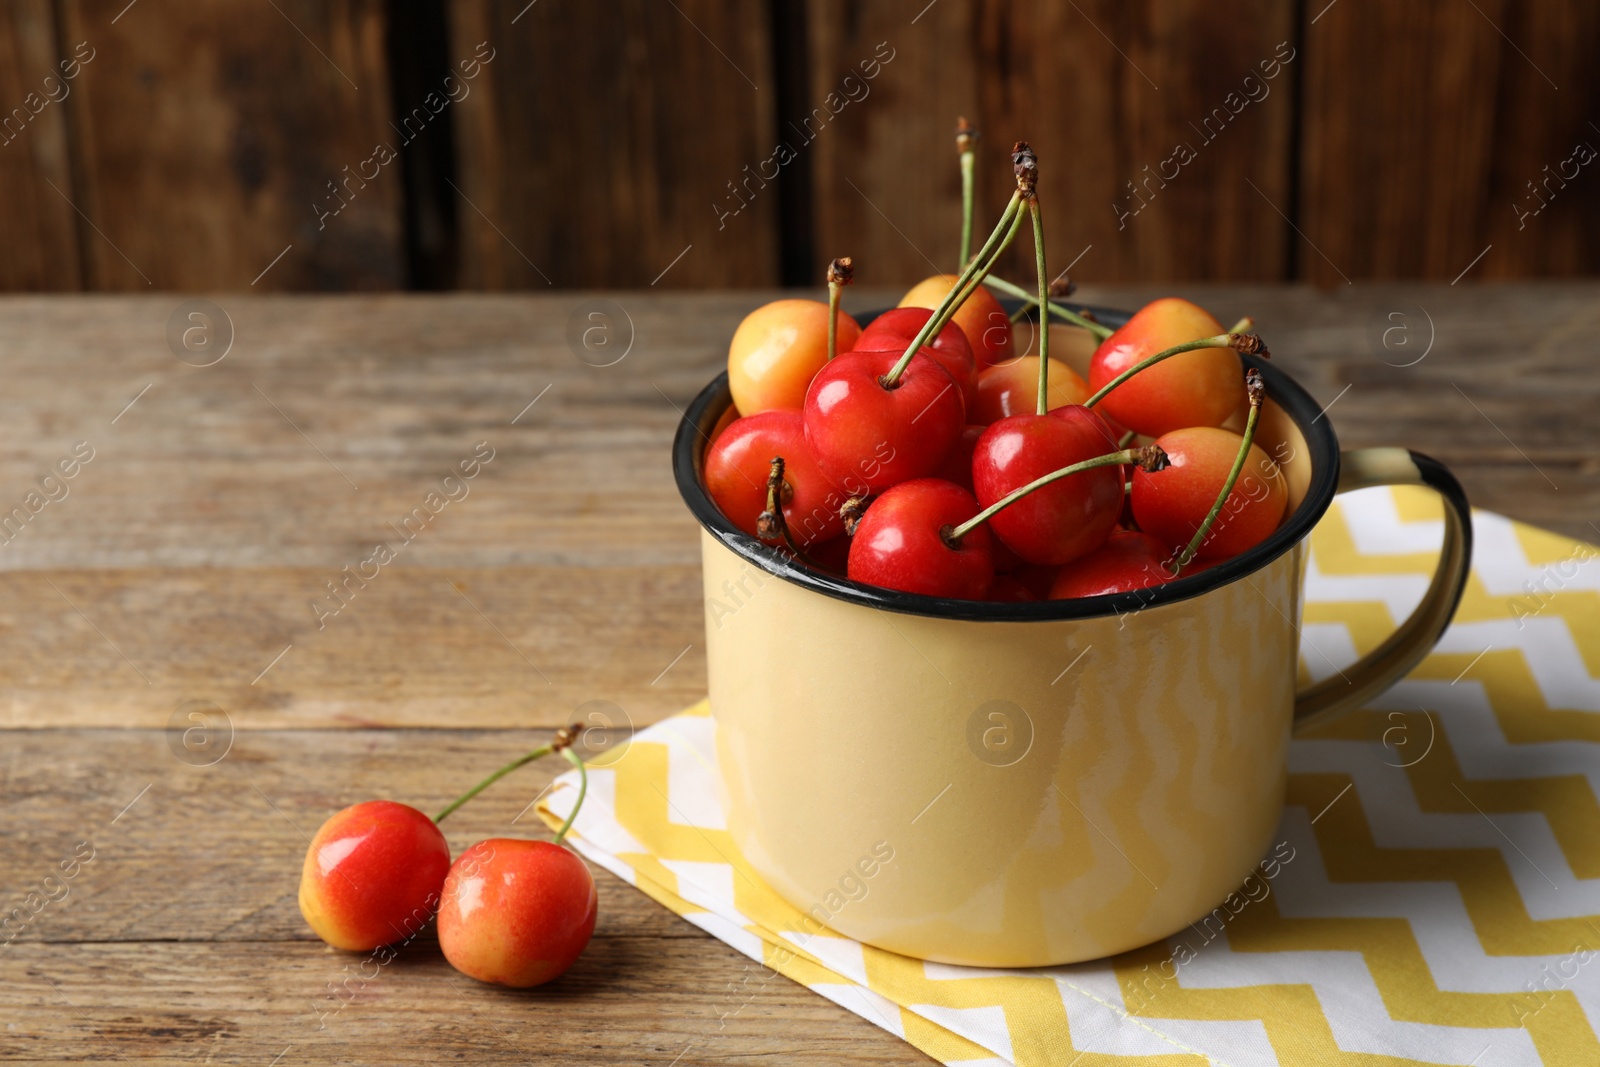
846, 478, 993, 598
1087, 297, 1242, 437
803, 349, 965, 494
971, 406, 1124, 566
855, 307, 978, 409
899, 275, 1013, 369
1049, 530, 1174, 598
705, 411, 846, 547
972, 356, 1090, 425
437, 839, 598, 988
298, 800, 452, 951
1132, 426, 1288, 561
728, 299, 862, 415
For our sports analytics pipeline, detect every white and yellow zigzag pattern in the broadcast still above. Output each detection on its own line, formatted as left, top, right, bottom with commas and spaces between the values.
540, 487, 1600, 1067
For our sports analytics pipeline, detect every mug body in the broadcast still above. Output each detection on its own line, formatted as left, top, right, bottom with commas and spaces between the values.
704, 531, 1302, 966
677, 317, 1339, 968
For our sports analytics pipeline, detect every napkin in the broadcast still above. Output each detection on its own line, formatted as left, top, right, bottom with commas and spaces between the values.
539, 486, 1600, 1066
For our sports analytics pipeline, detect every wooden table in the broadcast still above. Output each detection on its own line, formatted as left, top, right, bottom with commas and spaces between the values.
2, 285, 1595, 1065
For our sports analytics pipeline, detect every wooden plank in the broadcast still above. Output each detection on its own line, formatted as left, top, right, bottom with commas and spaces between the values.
803, 0, 1299, 288
1297, 0, 1600, 284
447, 0, 781, 289
0, 566, 708, 729
58, 0, 400, 290
0, 727, 926, 1065
0, 1, 82, 290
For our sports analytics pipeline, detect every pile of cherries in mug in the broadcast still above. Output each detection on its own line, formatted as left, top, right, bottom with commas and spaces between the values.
707, 135, 1285, 602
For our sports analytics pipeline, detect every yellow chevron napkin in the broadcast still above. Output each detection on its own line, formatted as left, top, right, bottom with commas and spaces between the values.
540, 486, 1600, 1066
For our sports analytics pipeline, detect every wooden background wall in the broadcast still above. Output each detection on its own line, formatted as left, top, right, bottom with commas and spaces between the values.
1, 0, 1595, 292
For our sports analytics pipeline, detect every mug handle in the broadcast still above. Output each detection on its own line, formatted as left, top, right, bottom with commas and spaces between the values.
1293, 447, 1473, 732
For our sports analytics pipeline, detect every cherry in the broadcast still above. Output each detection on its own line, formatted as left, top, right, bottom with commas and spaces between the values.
846, 478, 993, 599
934, 424, 985, 490
705, 411, 845, 547
728, 299, 862, 415
899, 276, 1013, 369
972, 356, 1089, 424
437, 838, 597, 988
805, 532, 852, 576
298, 800, 452, 952
1086, 298, 1243, 437
802, 349, 964, 494
1049, 530, 1174, 598
1132, 426, 1286, 561
986, 573, 1037, 601
856, 306, 978, 407
970, 406, 1128, 565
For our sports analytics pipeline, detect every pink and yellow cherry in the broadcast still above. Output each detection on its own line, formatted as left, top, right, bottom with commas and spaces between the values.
1087, 298, 1242, 437
1131, 426, 1287, 561
1049, 530, 1174, 598
899, 275, 1013, 369
728, 299, 862, 415
298, 800, 452, 952
971, 406, 1126, 566
856, 307, 978, 408
705, 411, 845, 547
803, 349, 965, 494
437, 839, 598, 988
846, 478, 994, 599
972, 356, 1089, 425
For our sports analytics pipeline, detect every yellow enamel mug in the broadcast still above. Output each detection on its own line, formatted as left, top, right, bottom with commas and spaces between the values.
672, 311, 1472, 967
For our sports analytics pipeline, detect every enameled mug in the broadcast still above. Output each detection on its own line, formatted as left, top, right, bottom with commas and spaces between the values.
673, 305, 1472, 967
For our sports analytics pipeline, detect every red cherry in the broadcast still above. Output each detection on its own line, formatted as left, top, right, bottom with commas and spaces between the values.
934, 424, 985, 491
1049, 530, 1174, 598
437, 839, 598, 988
1087, 298, 1242, 437
805, 533, 852, 576
1131, 426, 1288, 561
705, 411, 846, 547
803, 350, 964, 494
846, 479, 993, 599
986, 574, 1037, 602
855, 307, 978, 408
971, 406, 1124, 566
298, 800, 452, 951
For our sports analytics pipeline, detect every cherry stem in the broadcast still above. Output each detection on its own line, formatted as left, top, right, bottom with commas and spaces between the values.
883, 191, 1023, 387
434, 723, 580, 824
1030, 199, 1050, 415
1083, 332, 1269, 410
944, 445, 1168, 545
1171, 369, 1266, 575
757, 457, 821, 565
840, 495, 867, 537
956, 117, 978, 268
826, 257, 853, 363
552, 746, 587, 846
1228, 316, 1253, 335
983, 276, 1113, 341
942, 205, 1026, 333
